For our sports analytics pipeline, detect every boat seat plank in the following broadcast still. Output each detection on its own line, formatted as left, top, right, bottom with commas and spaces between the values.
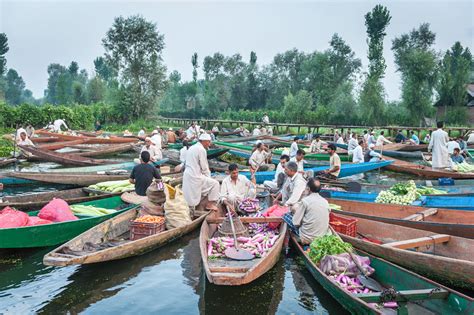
209, 266, 250, 273
402, 208, 438, 221
356, 288, 449, 303
381, 234, 451, 249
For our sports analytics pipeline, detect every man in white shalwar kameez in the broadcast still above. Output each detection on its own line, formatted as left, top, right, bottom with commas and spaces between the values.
53, 119, 68, 132
428, 121, 450, 169
182, 133, 220, 211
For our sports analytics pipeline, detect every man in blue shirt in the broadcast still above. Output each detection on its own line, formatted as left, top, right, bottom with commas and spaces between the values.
451, 148, 465, 164
410, 131, 420, 145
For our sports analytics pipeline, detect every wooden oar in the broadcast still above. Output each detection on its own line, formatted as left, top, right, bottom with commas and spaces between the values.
329, 226, 384, 292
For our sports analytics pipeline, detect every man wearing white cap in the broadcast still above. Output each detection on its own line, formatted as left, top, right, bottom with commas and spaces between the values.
139, 137, 162, 162
364, 143, 382, 162
252, 126, 261, 136
182, 133, 220, 211
150, 129, 162, 150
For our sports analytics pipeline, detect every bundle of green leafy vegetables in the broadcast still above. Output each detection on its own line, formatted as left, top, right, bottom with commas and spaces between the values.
309, 234, 352, 264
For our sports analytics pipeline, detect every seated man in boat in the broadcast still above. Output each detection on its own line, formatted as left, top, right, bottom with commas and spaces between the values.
376, 131, 392, 147
182, 133, 220, 213
364, 144, 382, 162
252, 125, 261, 136
283, 178, 330, 244
220, 163, 256, 210
352, 140, 365, 164
394, 130, 407, 143
451, 148, 465, 164
150, 130, 162, 150
290, 149, 314, 178
347, 133, 358, 155
175, 140, 190, 172
309, 134, 324, 153
273, 161, 307, 207
409, 131, 420, 145
17, 131, 35, 146
26, 124, 35, 138
130, 151, 161, 197
316, 144, 341, 180
139, 137, 162, 162
137, 128, 146, 138
264, 154, 289, 192
249, 142, 273, 172
166, 128, 177, 143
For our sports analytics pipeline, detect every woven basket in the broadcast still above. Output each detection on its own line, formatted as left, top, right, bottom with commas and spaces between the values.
218, 216, 249, 237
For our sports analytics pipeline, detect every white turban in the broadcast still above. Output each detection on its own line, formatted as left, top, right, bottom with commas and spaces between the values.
199, 133, 212, 141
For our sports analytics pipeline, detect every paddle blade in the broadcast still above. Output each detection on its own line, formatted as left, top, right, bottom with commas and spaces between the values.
358, 275, 384, 292
224, 247, 254, 261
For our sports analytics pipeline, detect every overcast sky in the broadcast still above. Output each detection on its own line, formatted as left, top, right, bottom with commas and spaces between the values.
1, 0, 473, 100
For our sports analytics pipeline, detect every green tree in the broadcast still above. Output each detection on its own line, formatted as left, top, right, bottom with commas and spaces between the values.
191, 52, 199, 83
246, 51, 260, 109
45, 63, 67, 104
283, 90, 313, 123
5, 69, 26, 105
94, 57, 116, 82
359, 5, 391, 124
436, 41, 472, 107
87, 76, 106, 103
0, 33, 8, 76
102, 15, 167, 120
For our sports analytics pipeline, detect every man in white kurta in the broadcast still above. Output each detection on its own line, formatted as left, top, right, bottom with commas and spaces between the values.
289, 138, 299, 158
140, 137, 162, 161
263, 155, 289, 191
249, 143, 272, 171
376, 131, 391, 147
347, 134, 358, 155
182, 133, 220, 209
150, 130, 162, 150
428, 122, 450, 168
352, 140, 364, 163
53, 119, 68, 132
220, 164, 256, 204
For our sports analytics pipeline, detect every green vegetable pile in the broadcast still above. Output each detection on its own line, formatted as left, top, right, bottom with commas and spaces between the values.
453, 162, 474, 173
70, 205, 117, 216
309, 234, 352, 264
88, 180, 134, 193
376, 180, 449, 205
375, 180, 420, 205
219, 153, 247, 165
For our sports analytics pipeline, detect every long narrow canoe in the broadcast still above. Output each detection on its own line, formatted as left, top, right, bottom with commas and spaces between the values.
201, 216, 287, 285
0, 188, 119, 211
337, 214, 474, 289
328, 198, 474, 238
215, 141, 351, 161
0, 158, 16, 167
0, 196, 137, 248
334, 143, 423, 159
72, 143, 135, 157
235, 160, 393, 184
43, 208, 208, 266
20, 145, 113, 166
7, 171, 129, 186
48, 158, 168, 173
30, 136, 60, 143
385, 158, 474, 179
134, 144, 228, 159
38, 139, 87, 150
36, 130, 138, 144
227, 149, 328, 167
321, 190, 474, 211
291, 234, 474, 314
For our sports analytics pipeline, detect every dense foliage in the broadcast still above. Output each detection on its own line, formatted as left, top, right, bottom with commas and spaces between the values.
0, 6, 472, 128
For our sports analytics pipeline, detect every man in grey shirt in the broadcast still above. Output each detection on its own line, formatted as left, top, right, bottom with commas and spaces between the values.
289, 178, 330, 245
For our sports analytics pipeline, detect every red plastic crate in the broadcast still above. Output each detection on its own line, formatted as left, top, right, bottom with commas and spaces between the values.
130, 221, 165, 240
329, 213, 357, 237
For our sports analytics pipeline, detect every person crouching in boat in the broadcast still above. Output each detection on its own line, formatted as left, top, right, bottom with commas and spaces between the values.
364, 143, 382, 162
219, 163, 256, 214
130, 151, 161, 197
283, 178, 330, 244
272, 161, 306, 207
264, 154, 289, 193
182, 133, 220, 213
316, 143, 341, 180
249, 142, 273, 173
135, 137, 162, 164
17, 131, 35, 146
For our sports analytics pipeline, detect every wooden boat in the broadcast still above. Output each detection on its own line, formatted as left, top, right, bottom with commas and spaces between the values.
43, 208, 208, 266
334, 143, 422, 159
215, 141, 351, 161
227, 149, 328, 167
398, 143, 428, 152
291, 234, 473, 314
36, 130, 138, 144
0, 196, 137, 248
337, 214, 474, 289
322, 189, 474, 211
0, 187, 118, 211
237, 160, 393, 183
329, 198, 474, 238
385, 158, 474, 179
19, 145, 113, 166
37, 139, 87, 150
47, 159, 168, 173
0, 158, 16, 167
72, 143, 135, 157
200, 216, 287, 285
7, 171, 129, 186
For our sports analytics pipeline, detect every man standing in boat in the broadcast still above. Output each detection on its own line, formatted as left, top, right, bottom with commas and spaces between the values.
130, 151, 161, 197
182, 133, 220, 213
428, 121, 450, 169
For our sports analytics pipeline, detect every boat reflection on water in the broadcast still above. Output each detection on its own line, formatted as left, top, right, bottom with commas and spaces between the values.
198, 253, 285, 314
